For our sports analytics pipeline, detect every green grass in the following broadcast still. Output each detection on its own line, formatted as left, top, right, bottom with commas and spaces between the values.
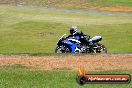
18, 0, 132, 8
0, 65, 131, 88
0, 5, 132, 54
85, 0, 132, 6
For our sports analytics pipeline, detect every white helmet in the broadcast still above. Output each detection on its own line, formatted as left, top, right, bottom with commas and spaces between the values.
70, 26, 78, 34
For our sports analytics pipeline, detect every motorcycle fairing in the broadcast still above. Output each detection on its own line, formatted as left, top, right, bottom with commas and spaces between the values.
89, 36, 102, 43
62, 40, 78, 53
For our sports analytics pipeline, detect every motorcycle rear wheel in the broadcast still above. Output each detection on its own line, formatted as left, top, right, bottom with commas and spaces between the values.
97, 44, 107, 53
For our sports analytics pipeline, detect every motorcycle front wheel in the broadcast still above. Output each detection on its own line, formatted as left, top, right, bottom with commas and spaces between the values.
55, 46, 71, 53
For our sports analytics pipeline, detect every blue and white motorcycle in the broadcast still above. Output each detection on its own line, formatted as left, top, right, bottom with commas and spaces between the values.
55, 34, 107, 53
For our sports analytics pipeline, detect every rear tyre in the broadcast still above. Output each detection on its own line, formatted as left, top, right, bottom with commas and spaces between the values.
100, 44, 107, 53
92, 43, 107, 53
55, 46, 71, 53
97, 44, 107, 53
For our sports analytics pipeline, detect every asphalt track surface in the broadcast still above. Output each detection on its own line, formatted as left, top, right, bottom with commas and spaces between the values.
16, 5, 132, 16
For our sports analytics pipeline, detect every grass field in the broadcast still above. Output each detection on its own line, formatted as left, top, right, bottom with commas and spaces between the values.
16, 0, 132, 8
1, 0, 132, 11
0, 5, 132, 54
0, 1, 132, 88
0, 65, 131, 88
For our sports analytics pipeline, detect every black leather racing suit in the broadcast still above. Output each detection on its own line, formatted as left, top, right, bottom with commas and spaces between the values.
67, 31, 90, 45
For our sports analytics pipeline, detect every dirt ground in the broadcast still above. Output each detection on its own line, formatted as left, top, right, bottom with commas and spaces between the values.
99, 6, 132, 12
0, 54, 132, 71
1, 0, 132, 12
56, 1, 132, 12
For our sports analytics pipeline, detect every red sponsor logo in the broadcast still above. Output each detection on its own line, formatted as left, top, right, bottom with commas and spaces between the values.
76, 67, 131, 85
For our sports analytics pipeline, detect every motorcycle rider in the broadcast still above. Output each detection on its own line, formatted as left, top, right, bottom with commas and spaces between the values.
67, 26, 92, 45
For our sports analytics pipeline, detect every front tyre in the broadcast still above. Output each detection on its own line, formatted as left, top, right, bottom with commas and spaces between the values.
55, 46, 71, 53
